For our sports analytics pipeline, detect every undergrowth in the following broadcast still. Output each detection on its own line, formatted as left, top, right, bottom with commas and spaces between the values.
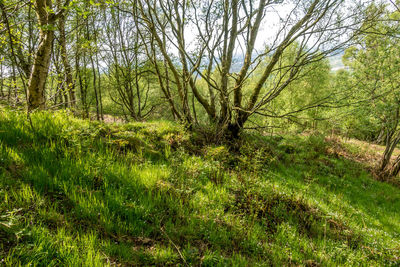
0, 107, 399, 266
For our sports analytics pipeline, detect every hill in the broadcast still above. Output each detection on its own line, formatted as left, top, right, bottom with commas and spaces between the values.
0, 108, 399, 266
329, 52, 346, 72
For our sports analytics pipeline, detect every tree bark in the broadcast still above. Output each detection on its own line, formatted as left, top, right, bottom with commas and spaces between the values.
28, 30, 54, 110
27, 0, 70, 111
59, 10, 76, 108
0, 62, 4, 98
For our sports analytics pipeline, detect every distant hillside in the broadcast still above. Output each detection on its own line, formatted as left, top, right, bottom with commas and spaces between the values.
230, 52, 347, 73
329, 52, 346, 71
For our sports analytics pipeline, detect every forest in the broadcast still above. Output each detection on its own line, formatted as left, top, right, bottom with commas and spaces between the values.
1, 0, 400, 265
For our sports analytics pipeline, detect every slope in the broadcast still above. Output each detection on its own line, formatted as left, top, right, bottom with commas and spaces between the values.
0, 108, 399, 266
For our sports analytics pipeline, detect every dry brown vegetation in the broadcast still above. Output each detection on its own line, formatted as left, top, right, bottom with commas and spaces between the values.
326, 135, 400, 185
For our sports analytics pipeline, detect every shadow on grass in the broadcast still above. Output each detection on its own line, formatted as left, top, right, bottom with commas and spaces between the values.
2, 117, 399, 265
0, 122, 269, 265
270, 143, 400, 252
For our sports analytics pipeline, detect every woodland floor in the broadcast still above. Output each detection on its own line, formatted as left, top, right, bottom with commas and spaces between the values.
327, 135, 400, 186
0, 108, 399, 266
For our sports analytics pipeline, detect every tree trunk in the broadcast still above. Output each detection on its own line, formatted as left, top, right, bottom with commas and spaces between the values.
95, 50, 103, 120
390, 155, 400, 177
0, 62, 4, 97
12, 65, 19, 106
0, 2, 31, 79
379, 130, 400, 179
59, 11, 76, 108
376, 128, 386, 145
27, 0, 71, 111
28, 30, 54, 110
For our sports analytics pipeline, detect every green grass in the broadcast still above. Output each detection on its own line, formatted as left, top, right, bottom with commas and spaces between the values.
0, 107, 399, 266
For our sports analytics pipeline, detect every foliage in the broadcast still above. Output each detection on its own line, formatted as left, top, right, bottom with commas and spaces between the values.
328, 4, 400, 177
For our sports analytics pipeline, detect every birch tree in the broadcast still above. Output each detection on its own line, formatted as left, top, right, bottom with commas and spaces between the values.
27, 0, 70, 111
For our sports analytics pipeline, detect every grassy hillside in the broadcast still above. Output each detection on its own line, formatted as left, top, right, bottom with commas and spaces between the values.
0, 108, 399, 266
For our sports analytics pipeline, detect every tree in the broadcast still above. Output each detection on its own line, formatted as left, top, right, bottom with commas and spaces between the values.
133, 0, 376, 138
343, 4, 400, 178
58, 5, 76, 108
103, 5, 155, 120
0, 1, 33, 80
247, 42, 332, 133
27, 0, 70, 111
